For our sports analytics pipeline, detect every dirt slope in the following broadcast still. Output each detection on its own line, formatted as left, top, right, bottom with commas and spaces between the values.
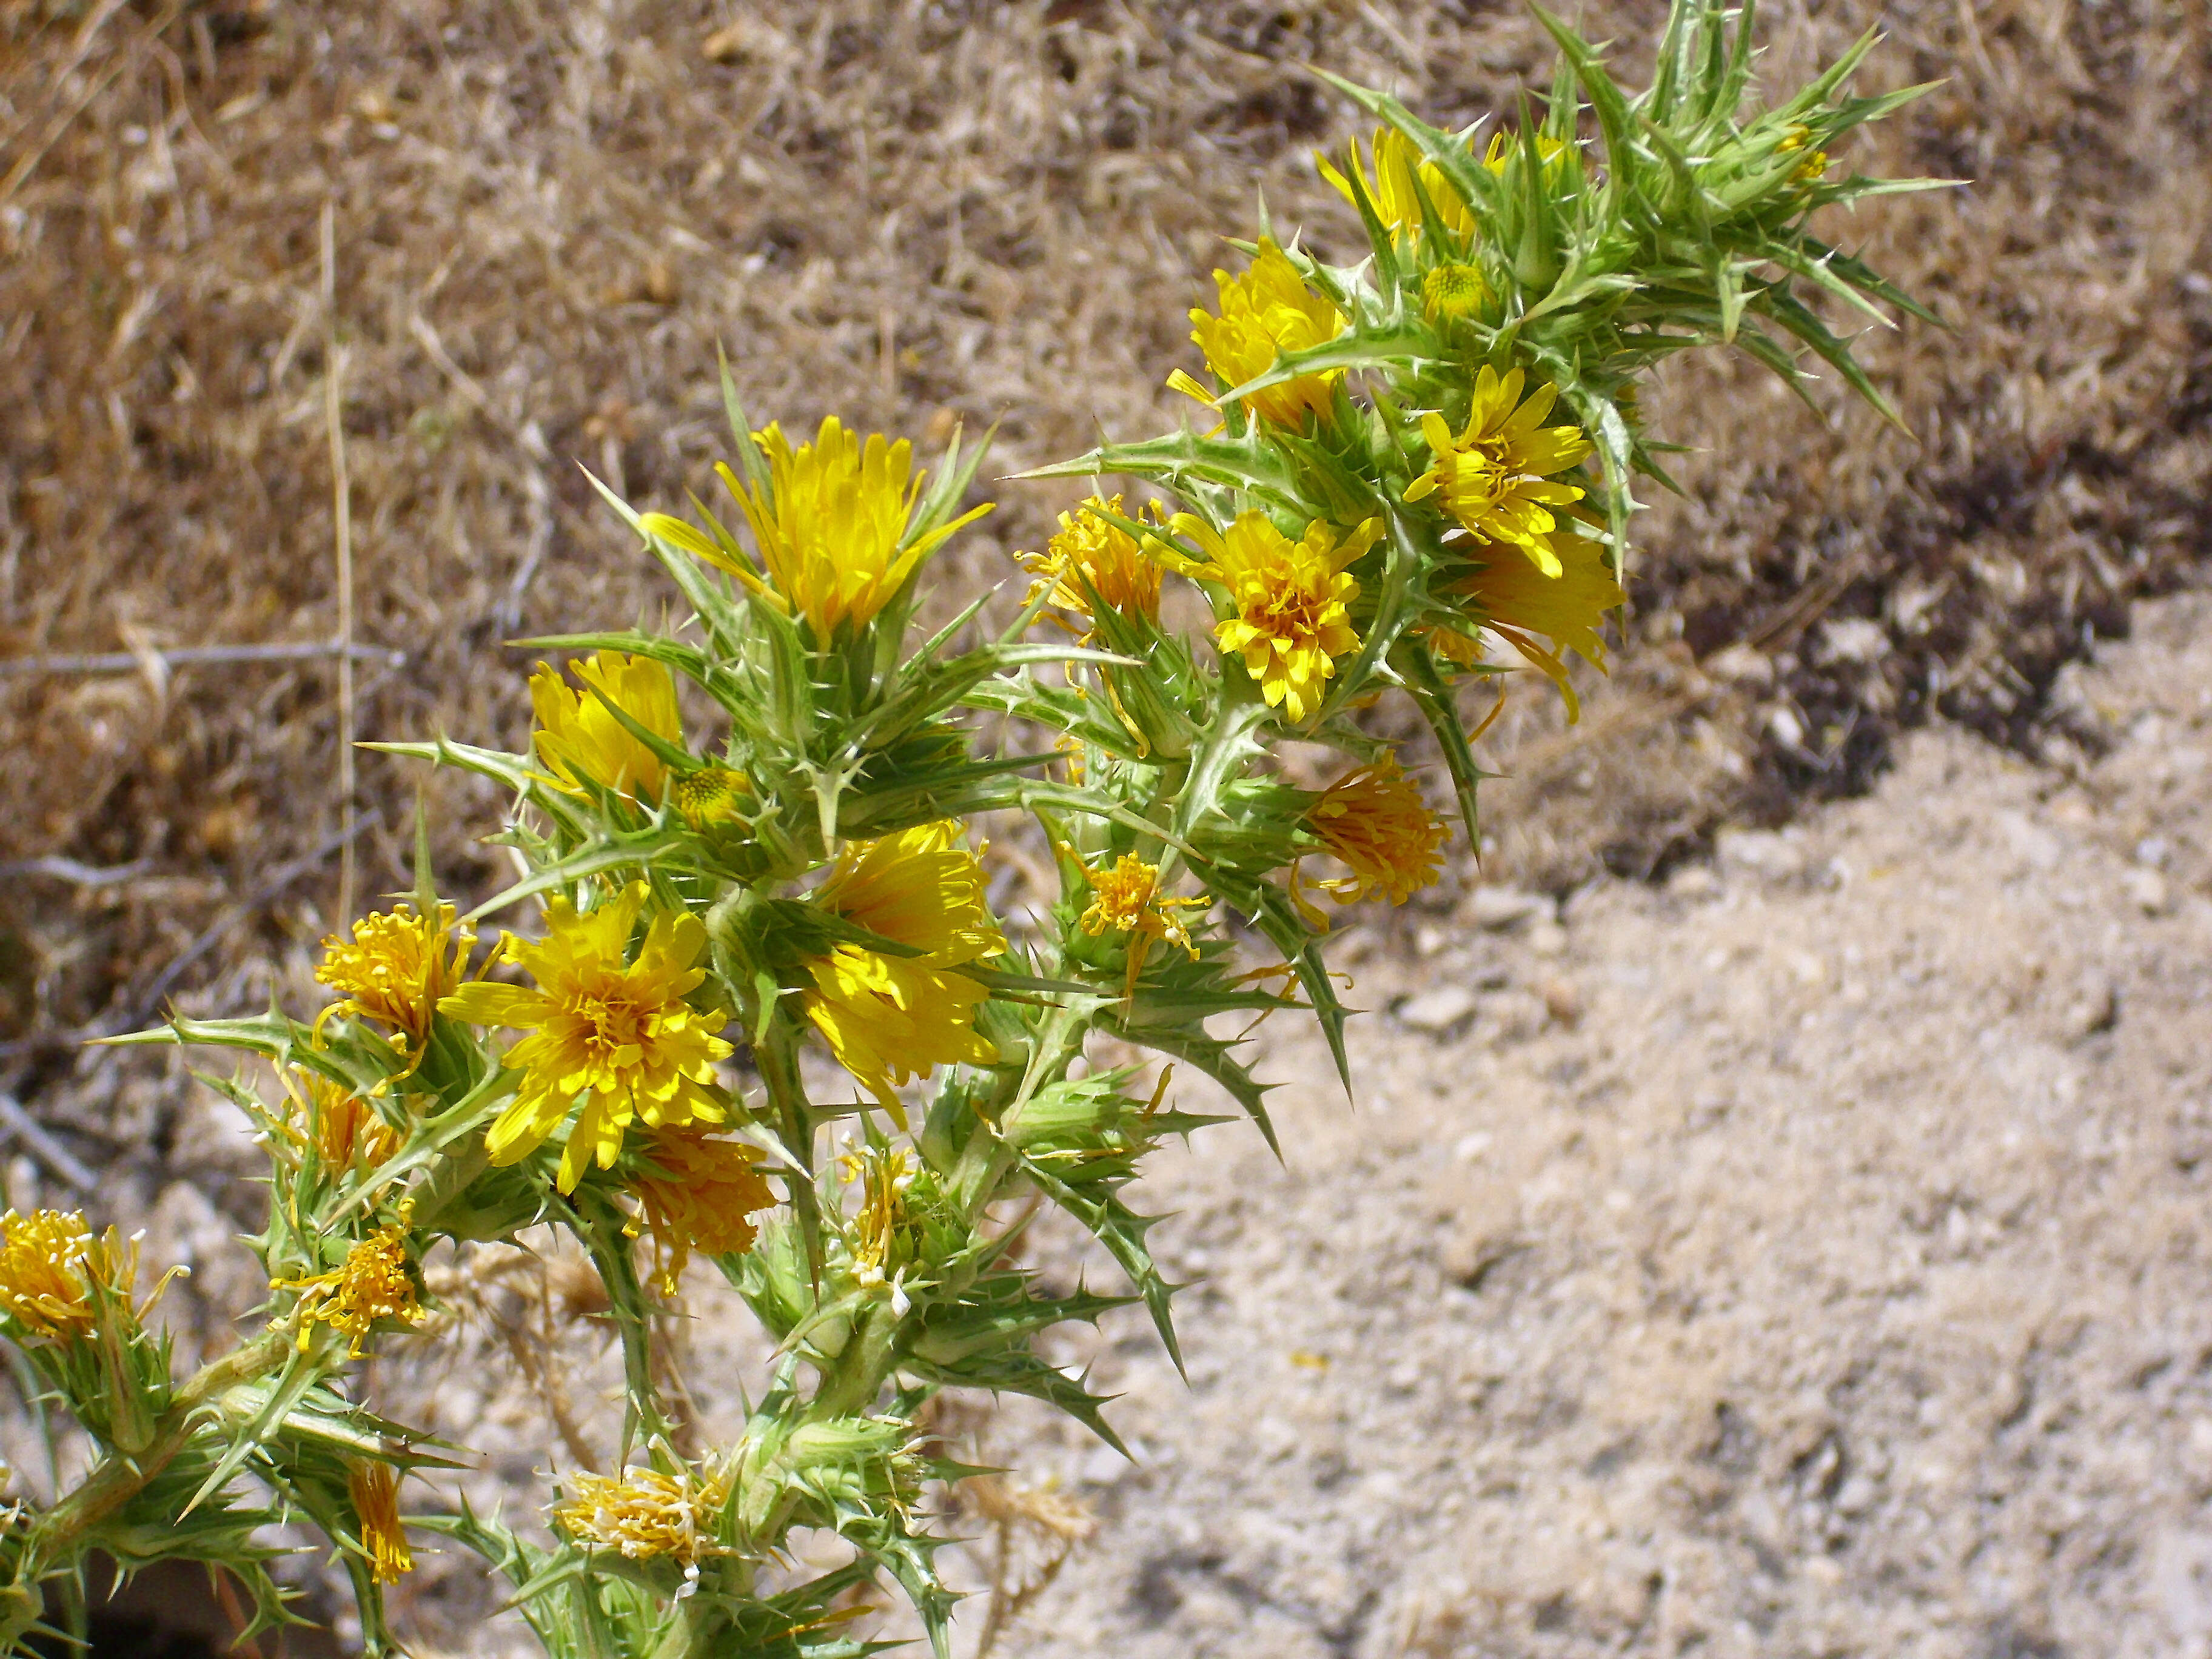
972, 589, 2212, 1659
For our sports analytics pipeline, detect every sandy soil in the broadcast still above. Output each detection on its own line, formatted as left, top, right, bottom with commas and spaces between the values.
962, 588, 2212, 1659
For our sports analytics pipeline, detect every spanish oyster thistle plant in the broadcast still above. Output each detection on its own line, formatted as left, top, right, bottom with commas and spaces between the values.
0, 8, 1937, 1655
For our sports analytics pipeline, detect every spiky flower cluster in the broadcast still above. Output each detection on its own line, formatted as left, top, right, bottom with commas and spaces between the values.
0, 12, 1936, 1659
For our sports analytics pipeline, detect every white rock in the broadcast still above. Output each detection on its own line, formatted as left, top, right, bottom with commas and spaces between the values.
1466, 885, 1549, 930
1397, 985, 1478, 1033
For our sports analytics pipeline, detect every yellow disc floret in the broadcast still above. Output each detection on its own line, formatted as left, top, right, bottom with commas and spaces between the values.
440, 883, 732, 1193
803, 822, 1004, 1121
1403, 366, 1594, 578
1185, 240, 1346, 429
1170, 510, 1381, 724
0, 1210, 100, 1341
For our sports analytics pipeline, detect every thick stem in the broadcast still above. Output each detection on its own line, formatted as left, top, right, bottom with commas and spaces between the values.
9, 1328, 292, 1597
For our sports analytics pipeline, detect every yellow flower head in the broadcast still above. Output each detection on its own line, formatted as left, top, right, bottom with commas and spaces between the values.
347, 1461, 414, 1585
315, 903, 463, 1053
716, 417, 990, 640
530, 651, 682, 809
631, 1128, 777, 1293
1304, 757, 1449, 909
1173, 511, 1382, 724
1017, 495, 1162, 635
0, 1210, 104, 1341
1319, 127, 1475, 243
440, 883, 732, 1194
1403, 366, 1594, 578
1186, 240, 1346, 429
805, 823, 1004, 1120
278, 1225, 421, 1358
554, 1463, 727, 1566
671, 764, 749, 830
286, 1071, 400, 1173
1423, 262, 1489, 321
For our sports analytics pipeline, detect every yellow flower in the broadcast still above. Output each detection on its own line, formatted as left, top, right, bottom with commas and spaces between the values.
1185, 240, 1346, 428
631, 1128, 777, 1293
671, 764, 749, 830
286, 1070, 400, 1172
276, 1225, 421, 1357
1403, 366, 1594, 578
1432, 531, 1624, 717
1301, 757, 1449, 913
804, 823, 1003, 1120
315, 903, 463, 1054
1017, 494, 1162, 635
1078, 853, 1210, 1000
1170, 511, 1381, 723
530, 651, 682, 809
1318, 128, 1475, 243
1423, 262, 1488, 321
1777, 124, 1829, 182
347, 1461, 414, 1585
700, 417, 990, 640
1483, 130, 1570, 176
554, 1463, 727, 1566
0, 1210, 100, 1341
440, 883, 731, 1193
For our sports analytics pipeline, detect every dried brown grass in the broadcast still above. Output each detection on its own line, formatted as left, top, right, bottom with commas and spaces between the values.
0, 0, 2206, 1079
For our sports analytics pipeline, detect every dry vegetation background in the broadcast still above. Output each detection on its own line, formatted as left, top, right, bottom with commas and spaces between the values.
0, 0, 2207, 1649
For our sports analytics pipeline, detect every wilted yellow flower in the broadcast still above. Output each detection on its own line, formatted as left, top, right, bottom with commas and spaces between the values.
0, 1210, 99, 1340
1318, 127, 1475, 243
631, 1128, 777, 1293
441, 883, 732, 1194
554, 1463, 727, 1566
839, 1142, 916, 1290
347, 1461, 414, 1585
805, 823, 1003, 1121
1423, 262, 1488, 321
277, 1225, 421, 1357
1018, 494, 1162, 635
315, 903, 463, 1054
1078, 853, 1210, 999
1302, 757, 1449, 911
1170, 511, 1381, 724
1185, 240, 1346, 428
705, 417, 990, 640
1404, 366, 1593, 578
286, 1071, 400, 1172
530, 651, 682, 809
1433, 531, 1624, 717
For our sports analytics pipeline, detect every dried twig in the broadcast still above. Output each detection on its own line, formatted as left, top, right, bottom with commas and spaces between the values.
0, 1094, 99, 1198
0, 856, 154, 886
0, 642, 402, 677
323, 201, 358, 927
